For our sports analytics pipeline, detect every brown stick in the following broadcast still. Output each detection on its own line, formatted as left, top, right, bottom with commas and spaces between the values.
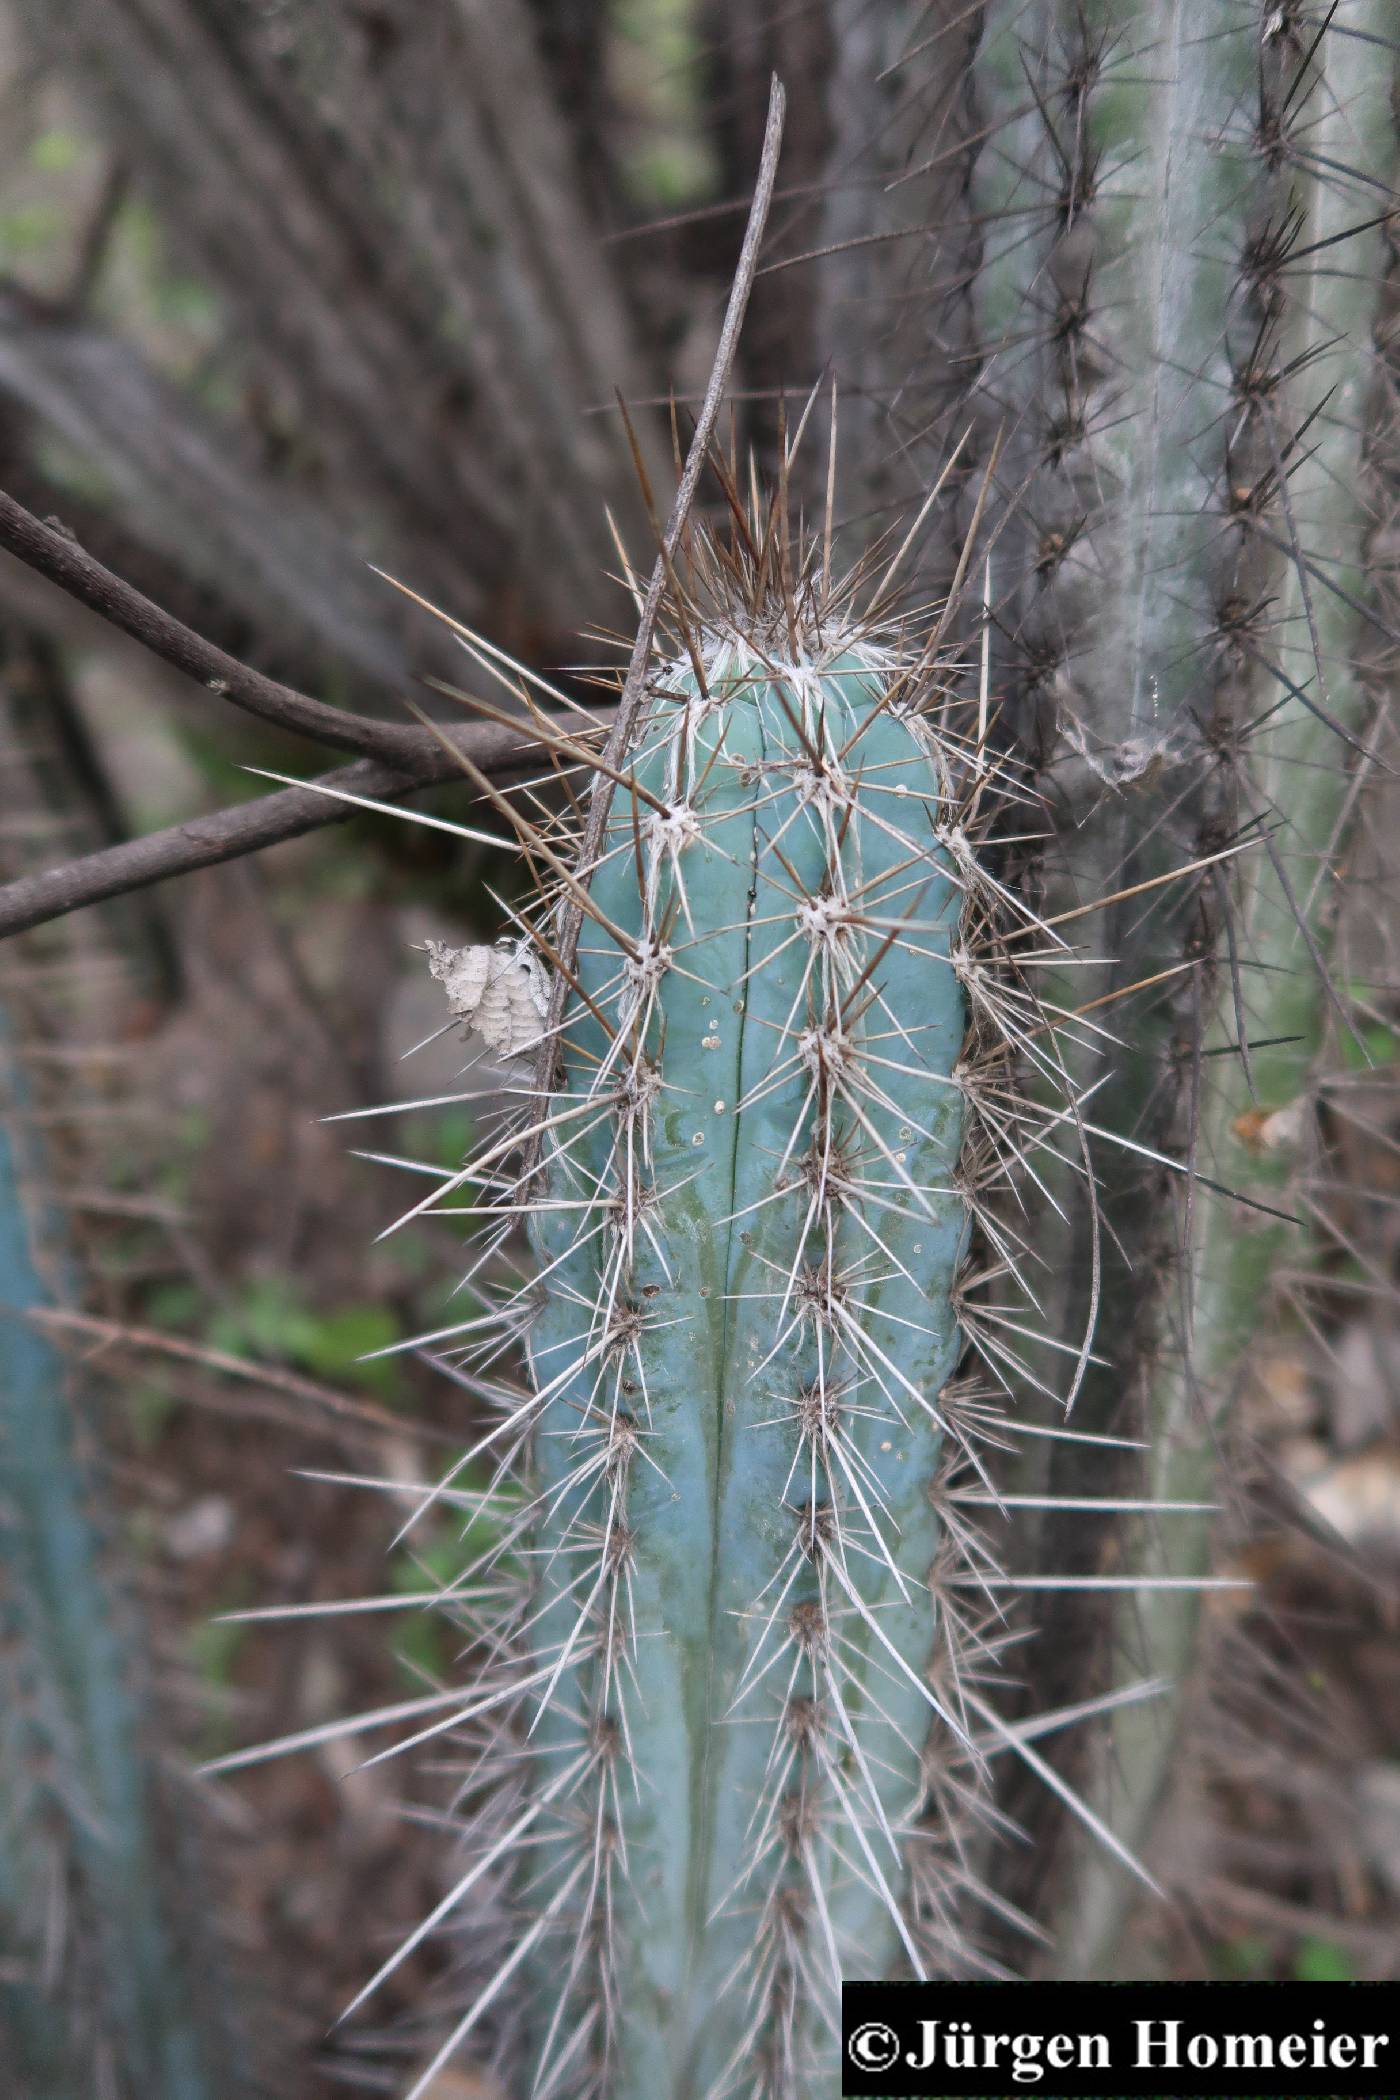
0, 488, 424, 761
0, 79, 785, 952
534, 75, 787, 1107
28, 1303, 431, 1444
0, 714, 610, 940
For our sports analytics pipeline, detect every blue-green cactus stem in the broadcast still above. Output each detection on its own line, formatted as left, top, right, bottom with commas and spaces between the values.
523, 638, 969, 2098
0, 1021, 230, 2099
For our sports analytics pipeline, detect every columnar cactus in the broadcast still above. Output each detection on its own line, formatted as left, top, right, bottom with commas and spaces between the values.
304, 486, 1179, 2100
0, 1020, 234, 2100
523, 608, 971, 2093
943, 0, 1400, 1966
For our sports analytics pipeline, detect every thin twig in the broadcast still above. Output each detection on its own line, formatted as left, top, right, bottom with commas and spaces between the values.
0, 77, 782, 960
28, 1303, 433, 1441
64, 159, 131, 313
534, 74, 787, 1107
0, 488, 424, 761
0, 713, 610, 939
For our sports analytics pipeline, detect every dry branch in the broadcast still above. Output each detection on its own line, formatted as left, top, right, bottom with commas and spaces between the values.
0, 488, 612, 938
0, 721, 601, 940
0, 491, 416, 759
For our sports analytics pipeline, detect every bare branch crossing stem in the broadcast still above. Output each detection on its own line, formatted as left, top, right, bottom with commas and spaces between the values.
0, 715, 612, 939
535, 75, 787, 1095
0, 488, 422, 761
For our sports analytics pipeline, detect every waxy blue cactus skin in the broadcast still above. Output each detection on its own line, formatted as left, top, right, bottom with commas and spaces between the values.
524, 645, 969, 2094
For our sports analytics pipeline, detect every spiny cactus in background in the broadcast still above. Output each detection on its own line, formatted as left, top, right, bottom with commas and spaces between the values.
930, 0, 1400, 1965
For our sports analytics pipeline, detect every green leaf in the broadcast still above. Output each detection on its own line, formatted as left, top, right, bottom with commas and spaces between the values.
1294, 1936, 1353, 1983
298, 1304, 402, 1397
